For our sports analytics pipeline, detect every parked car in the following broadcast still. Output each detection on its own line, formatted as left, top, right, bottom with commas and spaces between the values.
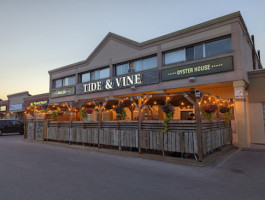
0, 120, 24, 135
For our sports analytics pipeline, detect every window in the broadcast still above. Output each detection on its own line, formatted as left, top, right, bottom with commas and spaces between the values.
53, 79, 62, 88
99, 68, 110, 79
80, 67, 110, 83
186, 44, 204, 61
114, 56, 157, 76
142, 56, 157, 70
53, 76, 76, 88
81, 72, 90, 83
63, 76, 76, 86
164, 49, 185, 65
163, 36, 231, 65
115, 63, 129, 76
205, 37, 231, 57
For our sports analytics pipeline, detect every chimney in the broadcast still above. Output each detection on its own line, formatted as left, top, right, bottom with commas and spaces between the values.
257, 50, 261, 59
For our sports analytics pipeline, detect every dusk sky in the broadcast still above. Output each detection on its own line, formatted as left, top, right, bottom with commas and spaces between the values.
0, 0, 264, 100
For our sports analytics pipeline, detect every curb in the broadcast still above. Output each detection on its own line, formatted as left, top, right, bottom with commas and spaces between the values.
24, 139, 236, 167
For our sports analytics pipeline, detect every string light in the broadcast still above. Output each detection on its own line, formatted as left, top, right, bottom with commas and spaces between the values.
154, 101, 157, 105
181, 102, 184, 106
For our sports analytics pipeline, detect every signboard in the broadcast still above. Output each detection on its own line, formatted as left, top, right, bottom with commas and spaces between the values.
161, 56, 234, 81
9, 104, 23, 111
76, 70, 160, 95
235, 88, 244, 100
51, 86, 75, 98
30, 100, 48, 106
0, 106, 6, 112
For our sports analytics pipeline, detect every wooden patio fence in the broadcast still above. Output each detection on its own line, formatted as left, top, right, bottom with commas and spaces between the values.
24, 119, 232, 162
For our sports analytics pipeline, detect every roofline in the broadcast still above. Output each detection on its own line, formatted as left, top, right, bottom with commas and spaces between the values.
7, 91, 30, 98
49, 11, 246, 74
23, 93, 49, 101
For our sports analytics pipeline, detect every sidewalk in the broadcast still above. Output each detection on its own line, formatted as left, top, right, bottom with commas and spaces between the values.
241, 143, 265, 152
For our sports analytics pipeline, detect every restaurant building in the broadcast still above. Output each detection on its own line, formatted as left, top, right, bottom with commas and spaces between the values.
0, 92, 49, 121
48, 11, 262, 148
7, 91, 31, 121
0, 100, 9, 119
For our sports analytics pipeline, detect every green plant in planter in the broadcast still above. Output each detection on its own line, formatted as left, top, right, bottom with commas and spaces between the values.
52, 110, 58, 120
162, 105, 174, 133
220, 106, 231, 126
120, 108, 127, 120
115, 103, 127, 120
201, 104, 218, 121
80, 109, 88, 119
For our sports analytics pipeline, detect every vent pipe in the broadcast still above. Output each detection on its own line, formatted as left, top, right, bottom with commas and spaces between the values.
251, 35, 256, 70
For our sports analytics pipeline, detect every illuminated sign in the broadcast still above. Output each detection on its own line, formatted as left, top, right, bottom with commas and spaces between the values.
161, 56, 234, 81
0, 106, 6, 111
83, 74, 143, 93
51, 86, 75, 98
30, 100, 48, 106
9, 104, 23, 111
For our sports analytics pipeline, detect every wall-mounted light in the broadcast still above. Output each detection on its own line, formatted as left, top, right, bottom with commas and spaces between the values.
188, 77, 195, 82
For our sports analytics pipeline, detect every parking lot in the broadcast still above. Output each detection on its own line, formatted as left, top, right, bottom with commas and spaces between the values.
1, 134, 265, 200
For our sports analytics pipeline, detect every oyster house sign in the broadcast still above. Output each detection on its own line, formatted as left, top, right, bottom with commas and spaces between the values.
83, 74, 143, 93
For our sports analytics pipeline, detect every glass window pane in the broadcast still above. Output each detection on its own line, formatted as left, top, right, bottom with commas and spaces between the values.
54, 79, 62, 88
205, 37, 231, 57
63, 76, 75, 86
81, 72, 90, 83
186, 47, 194, 61
142, 56, 157, 70
194, 44, 204, 59
99, 68, 109, 79
164, 49, 185, 65
91, 70, 100, 80
134, 60, 142, 72
115, 63, 129, 76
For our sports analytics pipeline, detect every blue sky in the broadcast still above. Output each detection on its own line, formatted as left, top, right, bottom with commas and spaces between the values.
0, 0, 264, 100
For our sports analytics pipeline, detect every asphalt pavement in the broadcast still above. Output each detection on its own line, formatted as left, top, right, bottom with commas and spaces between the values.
1, 133, 265, 200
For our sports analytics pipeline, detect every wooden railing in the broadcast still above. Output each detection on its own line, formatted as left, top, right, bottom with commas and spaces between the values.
24, 120, 232, 161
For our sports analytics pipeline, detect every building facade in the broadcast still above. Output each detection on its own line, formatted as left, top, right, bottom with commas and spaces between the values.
48, 12, 262, 148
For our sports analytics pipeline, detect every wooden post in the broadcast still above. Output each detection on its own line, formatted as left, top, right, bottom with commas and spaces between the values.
98, 105, 102, 148
33, 121, 36, 140
195, 98, 203, 162
24, 121, 27, 139
137, 98, 142, 153
183, 93, 203, 162
43, 120, 48, 140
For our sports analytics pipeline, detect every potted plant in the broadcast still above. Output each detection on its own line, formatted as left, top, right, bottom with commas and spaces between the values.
201, 104, 218, 120
87, 108, 93, 121
219, 106, 231, 126
162, 104, 174, 133
115, 103, 126, 120
51, 110, 58, 121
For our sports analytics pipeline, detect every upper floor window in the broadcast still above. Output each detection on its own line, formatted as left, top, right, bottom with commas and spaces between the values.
164, 49, 185, 65
205, 37, 232, 57
53, 75, 76, 88
114, 56, 157, 76
54, 79, 62, 88
163, 36, 231, 65
80, 67, 110, 83
63, 76, 76, 86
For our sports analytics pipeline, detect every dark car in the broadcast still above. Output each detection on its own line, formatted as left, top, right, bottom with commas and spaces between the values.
0, 120, 24, 135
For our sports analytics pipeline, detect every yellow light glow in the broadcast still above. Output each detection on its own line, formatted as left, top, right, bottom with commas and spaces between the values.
204, 101, 206, 104
181, 102, 184, 106
154, 101, 157, 105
